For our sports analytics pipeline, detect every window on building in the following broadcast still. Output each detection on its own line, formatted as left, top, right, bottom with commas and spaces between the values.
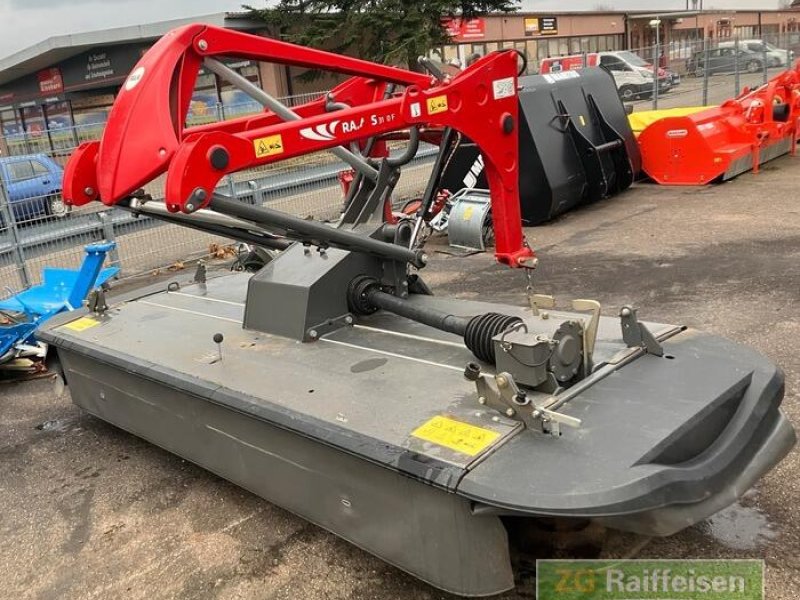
510, 41, 528, 72
215, 61, 264, 120
40, 101, 73, 149
0, 108, 21, 137
524, 40, 538, 72
188, 71, 218, 125
442, 45, 459, 62
21, 105, 45, 135
537, 42, 549, 62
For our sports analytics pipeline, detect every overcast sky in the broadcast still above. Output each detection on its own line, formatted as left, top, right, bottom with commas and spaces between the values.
0, 0, 786, 59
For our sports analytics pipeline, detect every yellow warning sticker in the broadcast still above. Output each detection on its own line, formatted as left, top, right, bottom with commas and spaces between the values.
62, 316, 100, 332
462, 205, 474, 221
426, 95, 449, 115
410, 415, 500, 457
253, 134, 284, 158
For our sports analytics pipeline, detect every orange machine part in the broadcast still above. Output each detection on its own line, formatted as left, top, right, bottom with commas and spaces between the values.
639, 64, 800, 185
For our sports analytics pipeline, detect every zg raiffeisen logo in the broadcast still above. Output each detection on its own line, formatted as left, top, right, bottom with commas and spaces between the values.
536, 559, 764, 600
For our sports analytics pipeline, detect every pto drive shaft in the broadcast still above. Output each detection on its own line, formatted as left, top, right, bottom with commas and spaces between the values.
348, 276, 521, 364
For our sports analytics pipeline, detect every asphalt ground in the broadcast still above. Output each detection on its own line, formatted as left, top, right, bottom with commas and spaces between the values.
1, 154, 799, 599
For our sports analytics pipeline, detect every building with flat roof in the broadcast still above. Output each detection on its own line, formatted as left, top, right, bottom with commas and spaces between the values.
1, 8, 799, 153
0, 13, 261, 146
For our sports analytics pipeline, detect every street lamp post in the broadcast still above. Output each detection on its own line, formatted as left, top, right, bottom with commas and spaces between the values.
649, 18, 661, 109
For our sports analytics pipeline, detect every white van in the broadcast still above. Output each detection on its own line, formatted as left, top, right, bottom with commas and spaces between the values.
597, 51, 671, 100
717, 40, 793, 67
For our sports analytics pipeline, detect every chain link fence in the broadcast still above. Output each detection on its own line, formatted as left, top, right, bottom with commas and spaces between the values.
615, 32, 799, 111
0, 90, 435, 299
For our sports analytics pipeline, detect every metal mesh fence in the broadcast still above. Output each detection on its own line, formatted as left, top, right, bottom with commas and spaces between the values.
1, 32, 798, 298
618, 32, 798, 111
0, 88, 434, 299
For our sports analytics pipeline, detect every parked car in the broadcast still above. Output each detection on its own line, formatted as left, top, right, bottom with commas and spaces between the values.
687, 47, 765, 77
717, 39, 793, 67
0, 154, 69, 225
597, 51, 672, 100
539, 51, 669, 101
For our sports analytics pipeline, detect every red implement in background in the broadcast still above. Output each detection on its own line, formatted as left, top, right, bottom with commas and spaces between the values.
539, 54, 599, 74
638, 64, 800, 185
64, 24, 534, 268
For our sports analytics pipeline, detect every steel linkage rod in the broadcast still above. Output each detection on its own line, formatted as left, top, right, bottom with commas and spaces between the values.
120, 198, 292, 251
208, 194, 427, 268
204, 58, 379, 181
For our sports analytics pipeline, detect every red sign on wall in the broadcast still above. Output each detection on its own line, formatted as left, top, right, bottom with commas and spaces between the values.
37, 68, 64, 94
442, 17, 486, 41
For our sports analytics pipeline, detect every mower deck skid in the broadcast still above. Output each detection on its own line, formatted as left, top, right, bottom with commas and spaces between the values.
39, 273, 794, 596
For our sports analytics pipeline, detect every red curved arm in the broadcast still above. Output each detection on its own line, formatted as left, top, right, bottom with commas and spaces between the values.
63, 24, 534, 268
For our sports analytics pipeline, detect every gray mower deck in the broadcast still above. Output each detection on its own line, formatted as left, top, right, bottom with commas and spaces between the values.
39, 273, 795, 596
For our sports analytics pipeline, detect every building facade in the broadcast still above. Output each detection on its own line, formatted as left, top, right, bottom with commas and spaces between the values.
430, 10, 800, 74
1, 8, 800, 154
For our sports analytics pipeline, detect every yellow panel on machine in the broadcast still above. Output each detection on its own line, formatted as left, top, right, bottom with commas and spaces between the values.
628, 106, 711, 137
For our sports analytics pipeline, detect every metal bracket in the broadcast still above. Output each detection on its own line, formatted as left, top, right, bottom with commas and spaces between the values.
528, 293, 555, 317
305, 313, 355, 342
194, 260, 207, 284
571, 298, 601, 373
85, 288, 108, 315
465, 364, 581, 437
526, 295, 601, 371
620, 305, 664, 357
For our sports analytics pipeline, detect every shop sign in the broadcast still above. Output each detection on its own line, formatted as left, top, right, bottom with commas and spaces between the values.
37, 67, 64, 94
442, 17, 486, 41
525, 16, 559, 36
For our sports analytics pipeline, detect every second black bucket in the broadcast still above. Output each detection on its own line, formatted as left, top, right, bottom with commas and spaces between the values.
438, 67, 641, 225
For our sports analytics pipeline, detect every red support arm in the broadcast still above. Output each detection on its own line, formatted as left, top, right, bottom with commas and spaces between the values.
63, 24, 534, 268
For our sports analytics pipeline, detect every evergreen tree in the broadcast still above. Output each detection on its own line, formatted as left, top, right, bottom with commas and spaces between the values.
246, 1, 519, 71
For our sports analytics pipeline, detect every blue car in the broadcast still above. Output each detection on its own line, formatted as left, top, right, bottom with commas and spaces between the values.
0, 154, 70, 224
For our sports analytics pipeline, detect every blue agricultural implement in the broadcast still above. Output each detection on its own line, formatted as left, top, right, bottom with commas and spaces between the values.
0, 242, 118, 373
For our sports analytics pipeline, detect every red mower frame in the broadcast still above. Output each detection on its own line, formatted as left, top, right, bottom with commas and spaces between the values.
64, 24, 535, 267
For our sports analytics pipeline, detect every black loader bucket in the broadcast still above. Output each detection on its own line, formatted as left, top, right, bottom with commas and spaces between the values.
438, 68, 641, 225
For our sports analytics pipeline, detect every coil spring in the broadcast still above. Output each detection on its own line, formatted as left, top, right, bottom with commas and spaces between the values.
464, 312, 524, 364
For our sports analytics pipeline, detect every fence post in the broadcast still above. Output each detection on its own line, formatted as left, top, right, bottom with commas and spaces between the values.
652, 43, 659, 110
97, 211, 122, 274
763, 42, 769, 85
702, 38, 710, 105
216, 101, 238, 200
21, 130, 32, 154
734, 37, 741, 96
0, 181, 32, 288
